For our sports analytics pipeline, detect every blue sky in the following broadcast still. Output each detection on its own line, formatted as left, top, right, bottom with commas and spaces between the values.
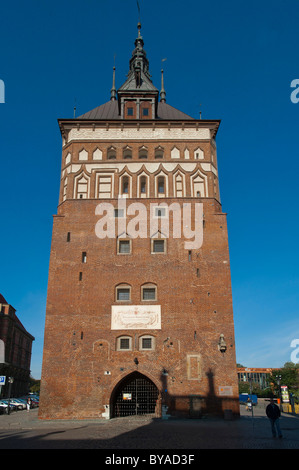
0, 0, 298, 379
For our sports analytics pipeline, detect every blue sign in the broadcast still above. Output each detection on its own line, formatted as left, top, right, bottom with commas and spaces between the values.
0, 376, 6, 385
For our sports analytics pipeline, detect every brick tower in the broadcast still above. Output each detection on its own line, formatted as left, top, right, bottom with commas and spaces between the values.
39, 23, 239, 419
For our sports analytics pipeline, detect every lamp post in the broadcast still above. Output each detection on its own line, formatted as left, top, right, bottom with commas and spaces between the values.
7, 377, 14, 415
276, 375, 282, 411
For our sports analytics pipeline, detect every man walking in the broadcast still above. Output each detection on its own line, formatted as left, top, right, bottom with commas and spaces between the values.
266, 399, 283, 438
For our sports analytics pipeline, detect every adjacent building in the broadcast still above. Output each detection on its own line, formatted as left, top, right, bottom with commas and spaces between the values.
39, 23, 239, 419
0, 294, 35, 397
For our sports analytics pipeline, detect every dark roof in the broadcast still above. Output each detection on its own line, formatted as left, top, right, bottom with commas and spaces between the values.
77, 100, 194, 121
0, 294, 8, 304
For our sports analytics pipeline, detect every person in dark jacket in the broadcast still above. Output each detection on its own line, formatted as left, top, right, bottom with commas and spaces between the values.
266, 399, 282, 438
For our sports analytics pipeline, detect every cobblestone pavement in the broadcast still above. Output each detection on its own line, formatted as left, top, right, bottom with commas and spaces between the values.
0, 404, 298, 451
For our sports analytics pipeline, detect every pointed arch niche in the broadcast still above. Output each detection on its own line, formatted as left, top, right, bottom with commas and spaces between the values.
74, 172, 90, 199
190, 170, 208, 198
137, 171, 150, 198
155, 170, 168, 198
173, 169, 186, 198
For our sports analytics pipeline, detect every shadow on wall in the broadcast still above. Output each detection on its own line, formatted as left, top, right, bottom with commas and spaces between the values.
159, 368, 240, 419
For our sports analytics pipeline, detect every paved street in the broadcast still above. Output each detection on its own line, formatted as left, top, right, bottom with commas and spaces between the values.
0, 403, 298, 451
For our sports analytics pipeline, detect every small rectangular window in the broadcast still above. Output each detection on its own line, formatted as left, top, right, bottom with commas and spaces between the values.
79, 272, 83, 281
142, 337, 152, 349
118, 240, 131, 254
142, 108, 149, 116
120, 338, 130, 349
127, 107, 134, 116
117, 288, 130, 301
139, 336, 155, 350
152, 239, 165, 253
114, 209, 124, 218
67, 232, 71, 242
142, 288, 156, 300
82, 252, 87, 263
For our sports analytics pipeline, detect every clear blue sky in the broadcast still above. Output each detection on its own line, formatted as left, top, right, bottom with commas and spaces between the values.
0, 0, 298, 379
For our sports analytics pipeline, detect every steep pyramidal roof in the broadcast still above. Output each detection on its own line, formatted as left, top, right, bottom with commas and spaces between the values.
77, 23, 194, 121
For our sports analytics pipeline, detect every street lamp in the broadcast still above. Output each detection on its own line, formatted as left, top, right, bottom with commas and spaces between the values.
7, 377, 14, 415
276, 375, 282, 411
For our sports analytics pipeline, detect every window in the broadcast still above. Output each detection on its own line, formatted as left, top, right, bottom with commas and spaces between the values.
82, 252, 87, 263
154, 207, 167, 218
139, 148, 148, 159
127, 108, 134, 116
142, 286, 157, 301
122, 176, 129, 195
139, 335, 155, 351
123, 147, 132, 159
114, 208, 124, 218
117, 336, 132, 351
116, 285, 131, 301
152, 239, 165, 254
118, 239, 131, 254
107, 148, 116, 159
142, 108, 149, 116
67, 232, 71, 242
158, 176, 165, 194
155, 147, 164, 159
140, 177, 146, 194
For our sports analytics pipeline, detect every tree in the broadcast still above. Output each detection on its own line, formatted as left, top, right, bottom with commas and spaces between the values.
29, 376, 40, 394
268, 362, 299, 399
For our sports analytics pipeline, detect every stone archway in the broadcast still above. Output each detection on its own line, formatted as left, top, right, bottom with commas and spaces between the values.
111, 371, 159, 418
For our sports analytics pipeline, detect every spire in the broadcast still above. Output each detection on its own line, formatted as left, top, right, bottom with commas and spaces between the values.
160, 68, 166, 103
110, 65, 116, 101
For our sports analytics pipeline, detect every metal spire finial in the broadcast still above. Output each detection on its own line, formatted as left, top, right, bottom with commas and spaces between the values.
110, 57, 116, 101
160, 59, 167, 103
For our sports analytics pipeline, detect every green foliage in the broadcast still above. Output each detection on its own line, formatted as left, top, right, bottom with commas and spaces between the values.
268, 362, 299, 398
29, 376, 40, 394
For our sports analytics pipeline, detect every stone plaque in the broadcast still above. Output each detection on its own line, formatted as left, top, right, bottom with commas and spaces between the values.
219, 386, 233, 396
111, 305, 161, 330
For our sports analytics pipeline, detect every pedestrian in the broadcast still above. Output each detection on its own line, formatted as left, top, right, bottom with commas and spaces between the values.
26, 397, 31, 412
266, 399, 282, 438
246, 397, 252, 412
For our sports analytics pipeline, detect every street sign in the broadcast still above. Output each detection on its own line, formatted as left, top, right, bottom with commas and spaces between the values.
0, 376, 6, 385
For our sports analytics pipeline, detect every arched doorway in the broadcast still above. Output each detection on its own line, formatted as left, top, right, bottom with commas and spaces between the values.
111, 371, 159, 418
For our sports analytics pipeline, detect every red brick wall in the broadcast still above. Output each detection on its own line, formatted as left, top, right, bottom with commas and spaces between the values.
39, 195, 239, 419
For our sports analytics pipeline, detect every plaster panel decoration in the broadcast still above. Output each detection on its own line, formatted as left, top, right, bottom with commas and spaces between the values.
96, 172, 114, 198
171, 147, 180, 159
68, 127, 211, 142
79, 149, 88, 161
191, 170, 208, 198
71, 162, 198, 175
184, 148, 190, 159
65, 152, 71, 165
201, 162, 218, 177
173, 170, 185, 198
186, 354, 202, 380
74, 172, 90, 199
93, 148, 103, 160
62, 176, 68, 201
194, 147, 204, 160
111, 305, 161, 330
